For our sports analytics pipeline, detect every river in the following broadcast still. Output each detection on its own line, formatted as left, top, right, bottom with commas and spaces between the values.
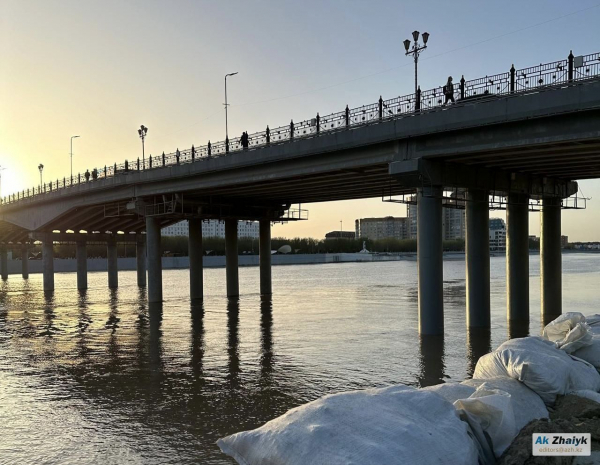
0, 253, 598, 464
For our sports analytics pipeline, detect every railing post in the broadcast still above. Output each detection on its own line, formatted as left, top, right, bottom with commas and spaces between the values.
415, 86, 421, 111
290, 120, 294, 140
316, 113, 320, 134
149, 157, 152, 168
226, 137, 230, 153
345, 105, 350, 127
510, 65, 515, 93
114, 163, 117, 174
162, 152, 166, 166
568, 50, 574, 82
137, 158, 140, 170
460, 76, 465, 99
266, 126, 270, 145
191, 145, 195, 161
378, 96, 383, 119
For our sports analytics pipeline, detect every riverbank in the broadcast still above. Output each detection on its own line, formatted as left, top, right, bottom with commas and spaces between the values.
2, 251, 468, 275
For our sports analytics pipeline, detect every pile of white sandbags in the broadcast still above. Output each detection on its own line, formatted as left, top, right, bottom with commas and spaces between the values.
217, 312, 600, 465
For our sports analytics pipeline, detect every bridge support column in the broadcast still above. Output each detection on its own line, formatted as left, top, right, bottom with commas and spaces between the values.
507, 193, 529, 323
417, 186, 444, 335
225, 219, 239, 298
466, 189, 490, 328
541, 197, 562, 325
107, 237, 118, 289
21, 246, 29, 279
189, 218, 203, 301
146, 217, 163, 303
260, 220, 272, 296
0, 247, 7, 281
42, 238, 54, 291
136, 236, 146, 287
76, 241, 87, 290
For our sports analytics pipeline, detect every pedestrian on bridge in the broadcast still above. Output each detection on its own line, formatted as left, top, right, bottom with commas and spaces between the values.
240, 131, 249, 150
443, 76, 455, 104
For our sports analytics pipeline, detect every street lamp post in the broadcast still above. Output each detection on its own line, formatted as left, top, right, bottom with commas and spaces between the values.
70, 135, 80, 180
224, 72, 238, 151
403, 31, 430, 95
138, 125, 148, 167
38, 164, 44, 189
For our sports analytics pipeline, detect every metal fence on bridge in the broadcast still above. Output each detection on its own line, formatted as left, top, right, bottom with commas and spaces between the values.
2, 51, 600, 206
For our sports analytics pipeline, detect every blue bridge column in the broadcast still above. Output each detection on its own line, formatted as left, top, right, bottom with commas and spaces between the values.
188, 218, 204, 301
107, 237, 118, 289
259, 220, 272, 296
225, 219, 239, 298
506, 193, 529, 323
42, 237, 54, 291
146, 217, 163, 303
136, 236, 146, 287
417, 186, 444, 335
76, 241, 87, 290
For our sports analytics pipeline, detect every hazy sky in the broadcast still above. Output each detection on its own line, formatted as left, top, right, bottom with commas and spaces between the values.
2, 0, 600, 240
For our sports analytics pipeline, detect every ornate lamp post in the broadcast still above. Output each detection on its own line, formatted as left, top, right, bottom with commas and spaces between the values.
138, 125, 148, 167
70, 135, 80, 180
38, 164, 44, 188
224, 72, 238, 152
403, 31, 430, 95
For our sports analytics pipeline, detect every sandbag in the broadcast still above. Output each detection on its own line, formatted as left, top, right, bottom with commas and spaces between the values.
217, 385, 479, 465
462, 377, 549, 431
573, 335, 600, 368
585, 314, 600, 332
422, 382, 476, 404
473, 337, 600, 405
454, 385, 516, 458
542, 312, 593, 353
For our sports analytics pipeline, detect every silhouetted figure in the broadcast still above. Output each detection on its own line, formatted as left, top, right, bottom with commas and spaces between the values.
266, 126, 270, 145
240, 132, 249, 150
443, 76, 455, 104
92, 168, 98, 180
84, 170, 90, 182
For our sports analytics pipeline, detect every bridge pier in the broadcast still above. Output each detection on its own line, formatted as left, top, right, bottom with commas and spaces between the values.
417, 186, 444, 335
225, 219, 239, 298
146, 217, 163, 303
42, 238, 54, 291
541, 197, 562, 325
136, 236, 147, 287
189, 218, 204, 301
507, 193, 530, 323
107, 237, 118, 289
76, 241, 87, 290
0, 247, 7, 281
21, 246, 29, 279
466, 189, 491, 328
259, 220, 272, 296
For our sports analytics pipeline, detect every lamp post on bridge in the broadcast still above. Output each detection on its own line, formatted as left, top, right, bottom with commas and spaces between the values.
224, 72, 238, 152
403, 30, 430, 95
38, 164, 44, 190
70, 135, 80, 180
138, 125, 148, 168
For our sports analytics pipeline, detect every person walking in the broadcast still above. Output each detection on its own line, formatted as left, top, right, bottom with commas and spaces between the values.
443, 76, 455, 105
240, 131, 249, 150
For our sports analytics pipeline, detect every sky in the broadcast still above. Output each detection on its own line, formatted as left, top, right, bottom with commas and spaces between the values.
2, 0, 600, 240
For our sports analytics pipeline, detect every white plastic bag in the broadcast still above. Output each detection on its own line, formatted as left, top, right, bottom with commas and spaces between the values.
422, 382, 476, 404
217, 385, 479, 465
462, 377, 548, 432
542, 312, 593, 353
473, 337, 600, 405
454, 384, 517, 458
573, 335, 600, 368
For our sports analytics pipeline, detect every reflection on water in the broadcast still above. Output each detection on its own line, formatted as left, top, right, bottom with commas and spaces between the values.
0, 254, 599, 463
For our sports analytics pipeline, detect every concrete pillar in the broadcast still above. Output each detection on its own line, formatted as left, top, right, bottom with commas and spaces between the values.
107, 237, 118, 289
21, 246, 29, 279
146, 217, 163, 303
417, 186, 444, 335
225, 219, 239, 298
136, 237, 147, 287
466, 189, 491, 328
189, 218, 204, 301
0, 247, 7, 280
76, 241, 87, 290
259, 220, 272, 296
42, 238, 54, 291
506, 193, 530, 322
541, 197, 562, 325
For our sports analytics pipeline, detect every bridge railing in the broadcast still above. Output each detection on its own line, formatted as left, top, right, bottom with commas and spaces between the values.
2, 51, 600, 206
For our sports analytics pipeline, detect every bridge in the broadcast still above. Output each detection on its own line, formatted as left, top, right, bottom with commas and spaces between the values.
1, 50, 600, 335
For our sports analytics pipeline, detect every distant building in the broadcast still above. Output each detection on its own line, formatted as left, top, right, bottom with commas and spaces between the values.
561, 235, 569, 248
161, 220, 259, 238
489, 218, 506, 250
325, 231, 355, 240
355, 216, 410, 240
406, 195, 466, 240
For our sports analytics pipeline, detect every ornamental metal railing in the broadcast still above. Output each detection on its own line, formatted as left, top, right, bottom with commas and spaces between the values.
2, 51, 599, 206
